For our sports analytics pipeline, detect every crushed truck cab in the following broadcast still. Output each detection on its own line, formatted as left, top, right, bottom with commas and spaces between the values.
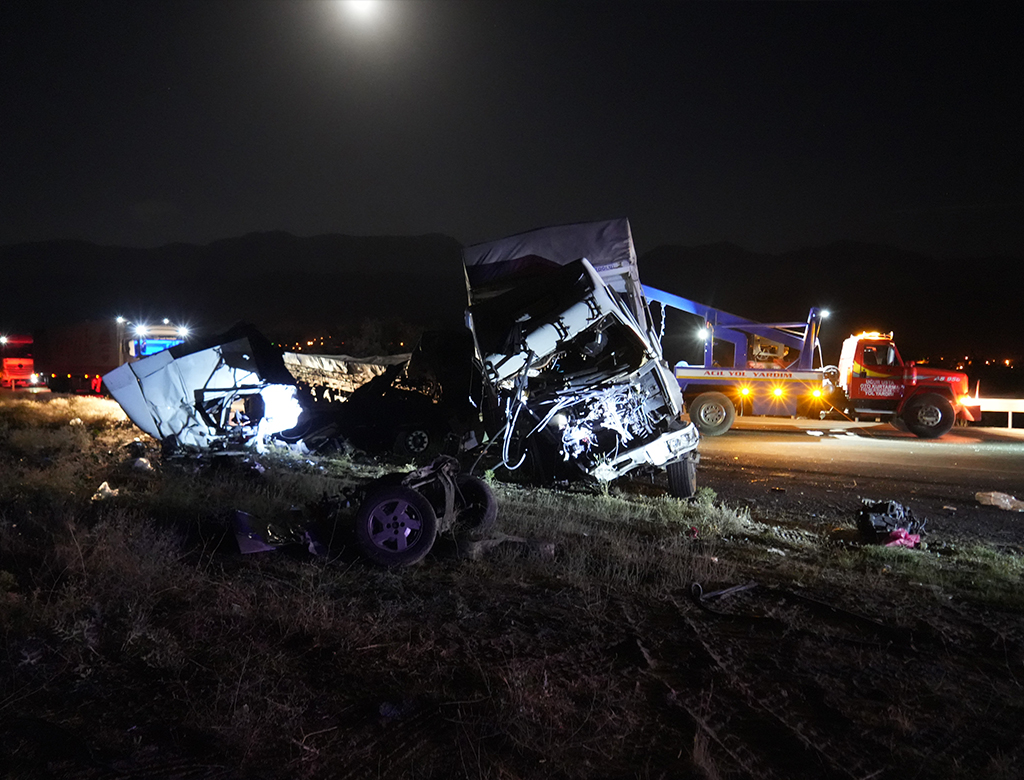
463, 219, 700, 497
832, 332, 980, 438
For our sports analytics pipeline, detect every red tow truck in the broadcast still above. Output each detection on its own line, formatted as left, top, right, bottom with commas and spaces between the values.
831, 331, 980, 438
641, 286, 979, 439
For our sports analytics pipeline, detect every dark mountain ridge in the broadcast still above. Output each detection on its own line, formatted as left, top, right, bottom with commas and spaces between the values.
3, 233, 1017, 361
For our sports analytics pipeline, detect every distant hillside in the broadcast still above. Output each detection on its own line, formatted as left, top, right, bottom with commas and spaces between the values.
638, 240, 1019, 363
2, 232, 467, 340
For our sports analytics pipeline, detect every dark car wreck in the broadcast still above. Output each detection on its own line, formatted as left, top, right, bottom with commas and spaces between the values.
103, 219, 699, 501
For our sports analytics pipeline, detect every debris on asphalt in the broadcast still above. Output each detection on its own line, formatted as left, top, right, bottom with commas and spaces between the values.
975, 491, 1024, 512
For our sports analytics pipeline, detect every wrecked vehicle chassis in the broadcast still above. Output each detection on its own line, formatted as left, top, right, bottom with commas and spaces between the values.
231, 454, 498, 568
351, 455, 497, 567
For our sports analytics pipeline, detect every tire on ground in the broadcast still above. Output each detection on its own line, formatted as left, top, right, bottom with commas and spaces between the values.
688, 392, 736, 436
454, 474, 498, 533
666, 454, 697, 499
902, 393, 956, 439
353, 485, 438, 567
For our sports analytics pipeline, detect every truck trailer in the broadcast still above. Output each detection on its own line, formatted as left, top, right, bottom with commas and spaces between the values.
642, 286, 980, 439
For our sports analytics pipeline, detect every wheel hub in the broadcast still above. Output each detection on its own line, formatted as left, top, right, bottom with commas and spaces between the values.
915, 404, 942, 427
404, 430, 430, 453
368, 500, 421, 551
698, 404, 727, 426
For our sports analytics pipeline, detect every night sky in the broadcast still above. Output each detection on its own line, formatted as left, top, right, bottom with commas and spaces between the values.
2, 0, 1021, 259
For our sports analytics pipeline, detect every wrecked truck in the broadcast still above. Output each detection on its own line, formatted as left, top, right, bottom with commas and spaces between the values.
462, 219, 700, 497
103, 218, 700, 512
102, 324, 496, 567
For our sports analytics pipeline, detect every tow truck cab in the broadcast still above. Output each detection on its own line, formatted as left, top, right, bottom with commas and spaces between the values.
836, 332, 980, 438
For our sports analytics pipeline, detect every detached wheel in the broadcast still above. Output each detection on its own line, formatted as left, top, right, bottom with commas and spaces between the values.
902, 393, 955, 439
454, 474, 498, 533
688, 392, 736, 436
666, 455, 697, 499
354, 486, 437, 567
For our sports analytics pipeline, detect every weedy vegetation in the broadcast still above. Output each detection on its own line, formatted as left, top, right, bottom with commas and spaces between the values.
1, 395, 1022, 779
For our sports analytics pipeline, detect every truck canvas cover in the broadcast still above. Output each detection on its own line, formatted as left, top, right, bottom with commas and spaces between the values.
463, 218, 649, 330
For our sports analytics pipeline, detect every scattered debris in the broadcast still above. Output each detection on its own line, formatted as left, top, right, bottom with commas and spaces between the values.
131, 457, 155, 473
233, 511, 280, 555
885, 528, 921, 548
976, 491, 1024, 512
857, 500, 926, 547
90, 481, 119, 501
435, 532, 556, 562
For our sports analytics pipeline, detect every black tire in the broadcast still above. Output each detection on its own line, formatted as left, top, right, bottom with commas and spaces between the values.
394, 428, 432, 457
353, 486, 438, 567
455, 474, 498, 533
666, 455, 697, 499
902, 393, 955, 439
688, 392, 736, 436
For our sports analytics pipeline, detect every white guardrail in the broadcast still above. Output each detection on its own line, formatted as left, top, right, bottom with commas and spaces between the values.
976, 397, 1024, 429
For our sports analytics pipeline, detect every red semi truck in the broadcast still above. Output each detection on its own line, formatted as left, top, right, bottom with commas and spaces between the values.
641, 286, 979, 439
0, 334, 45, 389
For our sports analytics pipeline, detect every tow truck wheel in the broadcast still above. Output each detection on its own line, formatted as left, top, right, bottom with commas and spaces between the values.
688, 392, 736, 436
666, 455, 697, 499
902, 393, 955, 439
354, 486, 438, 567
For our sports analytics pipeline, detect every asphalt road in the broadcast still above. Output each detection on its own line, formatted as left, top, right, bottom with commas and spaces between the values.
694, 418, 1024, 545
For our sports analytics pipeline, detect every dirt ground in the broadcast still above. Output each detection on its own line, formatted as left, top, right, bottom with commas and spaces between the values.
3, 398, 1024, 779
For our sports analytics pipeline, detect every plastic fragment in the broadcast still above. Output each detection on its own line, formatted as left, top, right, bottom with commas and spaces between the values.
885, 528, 920, 548
975, 491, 1024, 512
90, 481, 119, 501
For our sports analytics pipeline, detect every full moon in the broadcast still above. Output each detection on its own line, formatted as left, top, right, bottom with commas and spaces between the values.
343, 0, 378, 19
